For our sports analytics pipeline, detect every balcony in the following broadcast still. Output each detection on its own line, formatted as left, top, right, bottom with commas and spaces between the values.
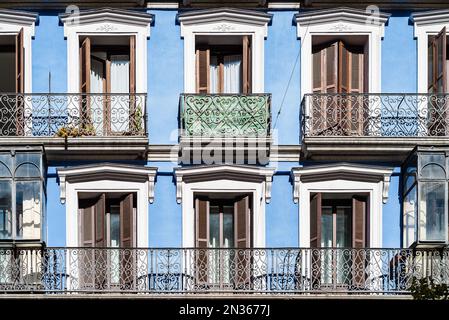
0, 93, 149, 161
301, 93, 449, 162
179, 94, 272, 164
0, 247, 448, 296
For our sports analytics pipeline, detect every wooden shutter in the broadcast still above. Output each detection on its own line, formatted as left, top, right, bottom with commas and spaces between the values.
79, 197, 96, 288
129, 35, 136, 94
352, 195, 367, 288
15, 28, 25, 136
94, 194, 106, 288
80, 37, 91, 128
428, 27, 447, 135
120, 193, 135, 288
310, 193, 322, 289
195, 198, 209, 283
15, 28, 24, 94
235, 196, 250, 288
196, 47, 210, 93
242, 36, 252, 94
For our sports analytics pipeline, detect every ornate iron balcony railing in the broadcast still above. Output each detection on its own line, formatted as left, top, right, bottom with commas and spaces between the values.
0, 247, 448, 294
179, 94, 271, 138
302, 93, 449, 137
0, 93, 147, 137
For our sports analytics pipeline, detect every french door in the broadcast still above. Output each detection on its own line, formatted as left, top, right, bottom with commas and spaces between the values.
195, 195, 251, 290
310, 193, 368, 290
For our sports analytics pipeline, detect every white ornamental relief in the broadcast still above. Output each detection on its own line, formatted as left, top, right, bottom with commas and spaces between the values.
212, 24, 235, 32
330, 23, 352, 32
96, 24, 118, 32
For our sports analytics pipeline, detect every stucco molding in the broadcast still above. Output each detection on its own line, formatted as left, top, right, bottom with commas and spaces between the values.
412, 9, 449, 94
178, 7, 272, 93
57, 163, 158, 204
295, 7, 389, 99
60, 7, 153, 94
291, 163, 393, 248
174, 164, 275, 204
290, 163, 393, 204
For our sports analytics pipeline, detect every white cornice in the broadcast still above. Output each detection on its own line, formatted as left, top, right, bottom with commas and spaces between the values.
59, 7, 153, 30
178, 7, 272, 29
57, 163, 157, 204
147, 2, 179, 9
268, 2, 300, 9
295, 7, 390, 29
0, 9, 38, 27
291, 163, 393, 204
174, 165, 275, 204
411, 9, 449, 26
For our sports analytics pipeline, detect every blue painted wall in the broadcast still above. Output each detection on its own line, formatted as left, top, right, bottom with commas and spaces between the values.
25, 9, 417, 249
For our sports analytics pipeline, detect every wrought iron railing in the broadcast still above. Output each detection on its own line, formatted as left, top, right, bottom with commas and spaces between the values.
0, 93, 147, 137
0, 247, 448, 294
301, 93, 449, 137
179, 94, 271, 138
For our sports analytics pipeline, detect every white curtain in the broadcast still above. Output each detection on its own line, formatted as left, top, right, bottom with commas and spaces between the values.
224, 54, 242, 94
90, 59, 104, 135
110, 55, 130, 132
209, 55, 219, 94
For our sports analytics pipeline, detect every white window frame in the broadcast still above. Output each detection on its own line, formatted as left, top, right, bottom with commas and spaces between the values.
178, 8, 272, 94
295, 8, 389, 98
412, 10, 449, 94
58, 164, 157, 248
174, 165, 275, 248
0, 9, 37, 93
60, 8, 152, 93
291, 164, 393, 248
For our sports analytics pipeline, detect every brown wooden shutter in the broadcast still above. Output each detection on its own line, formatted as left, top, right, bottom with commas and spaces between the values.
120, 193, 134, 248
242, 36, 252, 94
15, 28, 25, 136
129, 35, 136, 94
78, 197, 96, 288
196, 47, 210, 93
310, 193, 322, 289
352, 195, 367, 288
15, 28, 24, 94
195, 198, 209, 283
235, 196, 250, 288
310, 193, 322, 248
95, 193, 106, 247
428, 27, 447, 135
80, 37, 91, 128
120, 193, 135, 288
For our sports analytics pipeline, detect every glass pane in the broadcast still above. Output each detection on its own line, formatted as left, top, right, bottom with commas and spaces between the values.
15, 163, 41, 178
110, 205, 120, 248
210, 55, 219, 94
209, 206, 219, 248
0, 181, 12, 239
336, 206, 352, 248
403, 185, 417, 247
223, 206, 234, 248
15, 153, 41, 171
16, 181, 41, 240
0, 154, 12, 177
419, 181, 446, 242
428, 40, 434, 89
420, 154, 446, 179
321, 207, 333, 248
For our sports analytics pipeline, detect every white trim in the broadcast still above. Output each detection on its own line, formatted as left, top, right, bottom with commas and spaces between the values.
0, 9, 37, 93
178, 8, 272, 93
147, 2, 179, 9
174, 165, 275, 248
268, 2, 300, 9
291, 163, 393, 248
57, 164, 157, 248
60, 8, 153, 93
295, 8, 389, 98
412, 10, 449, 94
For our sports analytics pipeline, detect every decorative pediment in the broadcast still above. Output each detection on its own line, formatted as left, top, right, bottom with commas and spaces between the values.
411, 9, 449, 26
178, 7, 272, 37
0, 9, 38, 27
59, 7, 153, 36
174, 164, 275, 204
291, 163, 393, 204
57, 163, 157, 204
295, 7, 390, 28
